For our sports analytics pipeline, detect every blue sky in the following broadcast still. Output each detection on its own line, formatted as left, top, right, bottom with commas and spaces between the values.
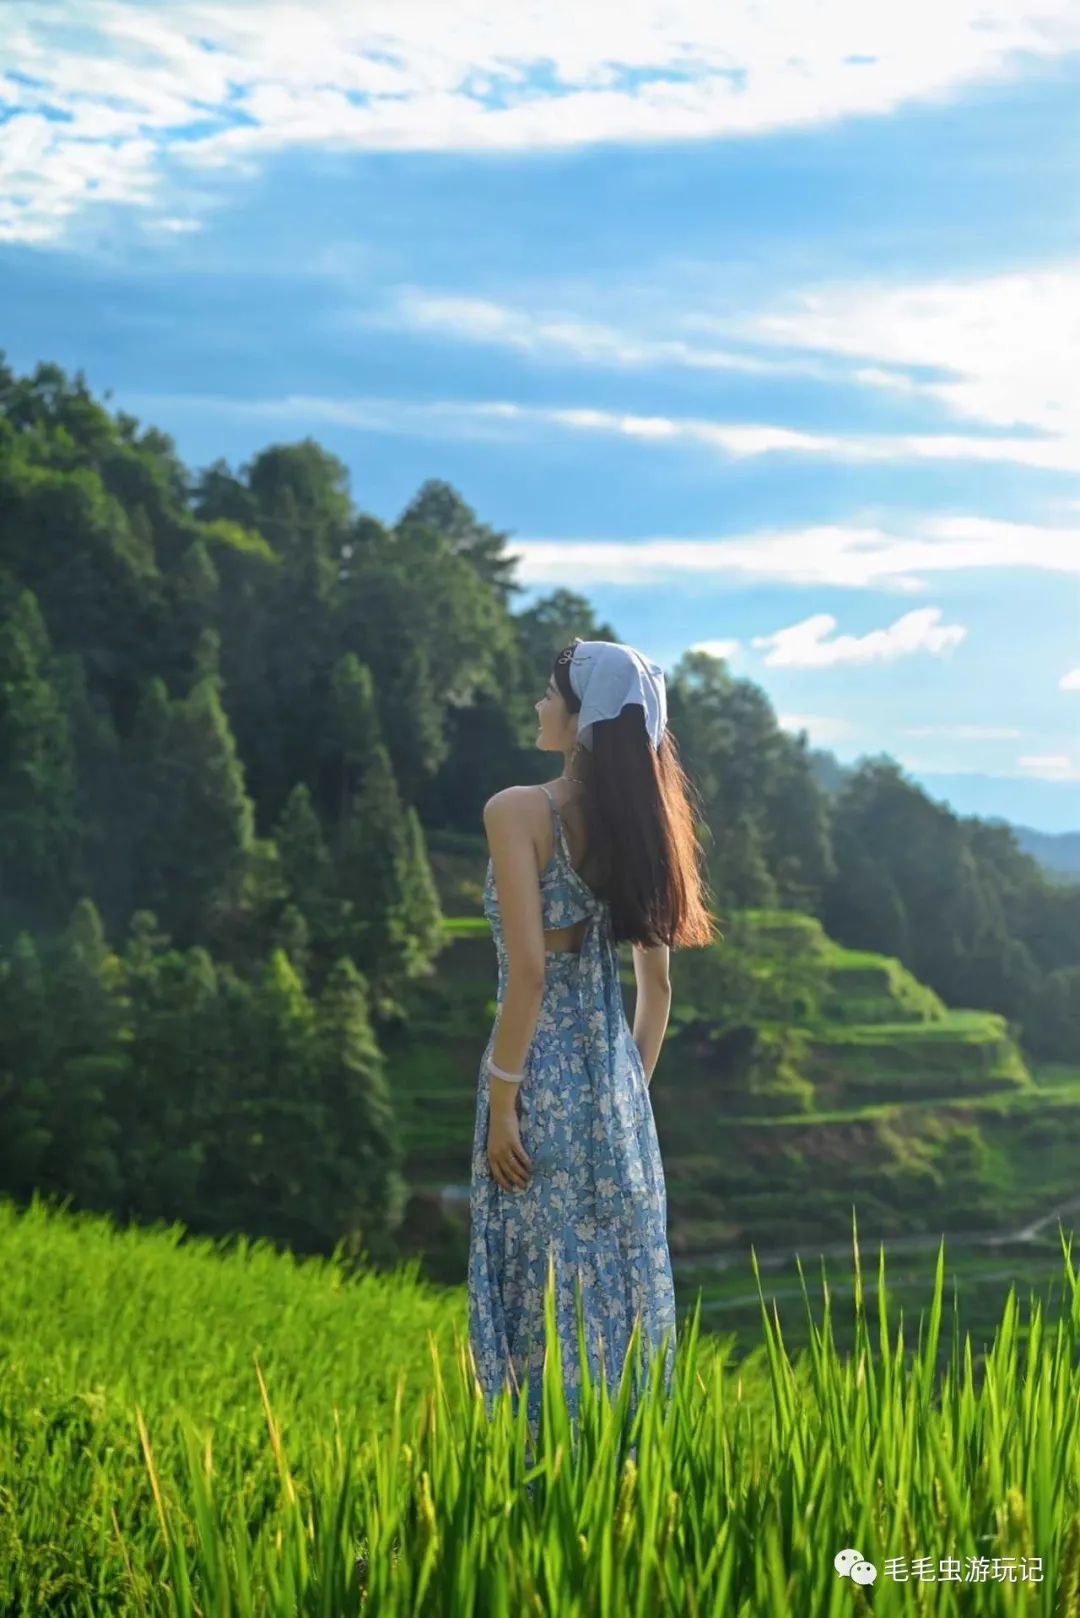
2, 2, 1079, 832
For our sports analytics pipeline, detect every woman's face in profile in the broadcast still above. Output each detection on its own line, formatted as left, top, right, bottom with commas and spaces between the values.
535, 676, 573, 749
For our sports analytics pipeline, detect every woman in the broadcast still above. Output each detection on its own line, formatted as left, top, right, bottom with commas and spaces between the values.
468, 639, 718, 1435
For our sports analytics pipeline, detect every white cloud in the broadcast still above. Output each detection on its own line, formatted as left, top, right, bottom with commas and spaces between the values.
533, 402, 1080, 473
5, 0, 1080, 243
687, 638, 741, 660
724, 262, 1080, 466
377, 291, 846, 381
901, 725, 1023, 739
1017, 753, 1079, 778
776, 713, 856, 742
1060, 668, 1080, 690
120, 389, 539, 444
145, 215, 204, 234
898, 756, 1080, 779
750, 607, 966, 668
482, 521, 1080, 592
130, 385, 1080, 476
384, 259, 1080, 472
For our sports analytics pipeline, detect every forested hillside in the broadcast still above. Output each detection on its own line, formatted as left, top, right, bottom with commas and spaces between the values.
2, 353, 1078, 1268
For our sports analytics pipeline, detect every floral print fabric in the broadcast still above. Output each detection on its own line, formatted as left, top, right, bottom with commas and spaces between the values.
468, 785, 677, 1432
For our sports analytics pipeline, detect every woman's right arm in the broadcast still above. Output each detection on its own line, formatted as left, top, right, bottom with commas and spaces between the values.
631, 942, 671, 1086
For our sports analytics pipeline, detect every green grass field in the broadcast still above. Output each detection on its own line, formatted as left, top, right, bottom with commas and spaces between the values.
5, 1195, 1080, 1614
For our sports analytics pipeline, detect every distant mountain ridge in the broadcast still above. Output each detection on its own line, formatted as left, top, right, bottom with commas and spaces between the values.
1001, 822, 1080, 880
807, 751, 1079, 884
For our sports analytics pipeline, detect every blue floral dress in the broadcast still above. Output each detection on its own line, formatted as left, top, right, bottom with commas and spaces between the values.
468, 784, 677, 1433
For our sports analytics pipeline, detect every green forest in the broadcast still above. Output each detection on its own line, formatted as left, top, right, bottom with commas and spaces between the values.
2, 352, 1079, 1282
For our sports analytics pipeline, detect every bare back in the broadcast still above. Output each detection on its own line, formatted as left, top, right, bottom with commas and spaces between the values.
539, 782, 589, 955
537, 780, 671, 984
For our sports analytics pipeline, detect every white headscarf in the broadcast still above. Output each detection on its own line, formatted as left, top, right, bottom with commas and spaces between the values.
559, 639, 667, 752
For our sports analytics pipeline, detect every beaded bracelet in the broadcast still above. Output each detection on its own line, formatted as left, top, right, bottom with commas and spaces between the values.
488, 1058, 524, 1083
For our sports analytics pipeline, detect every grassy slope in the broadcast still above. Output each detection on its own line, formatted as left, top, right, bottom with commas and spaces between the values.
15, 1195, 1066, 1615
0, 1197, 470, 1609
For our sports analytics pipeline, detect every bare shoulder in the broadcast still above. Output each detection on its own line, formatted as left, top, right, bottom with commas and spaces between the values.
482, 784, 539, 823
482, 786, 549, 844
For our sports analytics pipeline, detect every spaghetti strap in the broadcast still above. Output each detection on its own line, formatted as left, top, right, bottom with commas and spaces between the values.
538, 783, 561, 839
538, 783, 573, 874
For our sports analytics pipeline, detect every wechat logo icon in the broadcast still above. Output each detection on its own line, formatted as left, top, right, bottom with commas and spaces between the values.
835, 1548, 878, 1586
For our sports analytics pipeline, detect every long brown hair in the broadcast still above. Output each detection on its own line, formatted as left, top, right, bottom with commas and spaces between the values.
553, 641, 720, 950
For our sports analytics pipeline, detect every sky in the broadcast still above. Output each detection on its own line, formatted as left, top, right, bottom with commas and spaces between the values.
2, 2, 1079, 834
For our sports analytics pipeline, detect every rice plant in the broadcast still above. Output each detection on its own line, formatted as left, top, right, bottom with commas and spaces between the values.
3, 1195, 1080, 1614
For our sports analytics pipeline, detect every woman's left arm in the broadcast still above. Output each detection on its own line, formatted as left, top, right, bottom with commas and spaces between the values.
483, 790, 548, 1111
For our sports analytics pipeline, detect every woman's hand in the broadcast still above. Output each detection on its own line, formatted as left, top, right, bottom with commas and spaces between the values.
487, 1097, 532, 1191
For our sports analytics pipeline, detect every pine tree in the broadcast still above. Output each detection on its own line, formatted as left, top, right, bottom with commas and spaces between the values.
39, 899, 125, 1211
321, 654, 382, 831
170, 540, 220, 689
191, 623, 222, 686
398, 478, 521, 604
126, 677, 181, 926
0, 581, 80, 926
401, 805, 444, 968
205, 946, 333, 1254
1034, 965, 1080, 1059
377, 639, 445, 805
716, 812, 777, 909
52, 648, 125, 923
315, 956, 406, 1265
128, 669, 256, 944
174, 672, 256, 939
253, 448, 344, 812
0, 932, 52, 1199
274, 783, 341, 950
337, 742, 416, 1010
117, 927, 221, 1221
270, 901, 313, 984
238, 944, 335, 1255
